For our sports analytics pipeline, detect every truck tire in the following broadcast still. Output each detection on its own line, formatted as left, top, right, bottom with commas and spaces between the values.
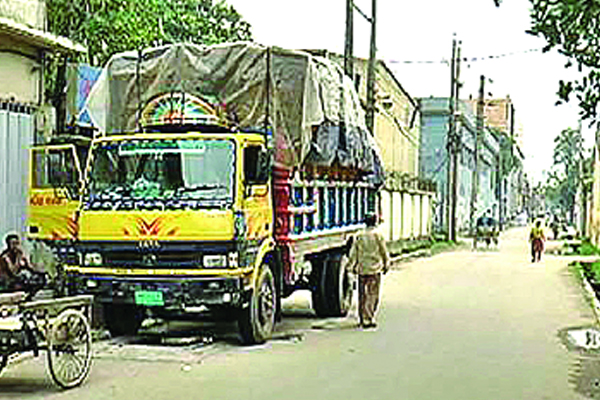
103, 304, 143, 337
324, 254, 353, 317
311, 257, 330, 317
311, 253, 353, 317
238, 264, 276, 345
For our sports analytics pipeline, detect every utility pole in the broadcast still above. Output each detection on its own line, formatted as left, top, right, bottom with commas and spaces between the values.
471, 75, 485, 237
344, 0, 354, 80
450, 42, 461, 242
365, 0, 377, 135
446, 37, 457, 242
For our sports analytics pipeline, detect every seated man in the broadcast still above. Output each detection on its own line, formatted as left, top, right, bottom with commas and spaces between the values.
0, 233, 43, 292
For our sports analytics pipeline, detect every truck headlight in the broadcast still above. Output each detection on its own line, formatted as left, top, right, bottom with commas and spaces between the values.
84, 252, 103, 266
203, 254, 227, 268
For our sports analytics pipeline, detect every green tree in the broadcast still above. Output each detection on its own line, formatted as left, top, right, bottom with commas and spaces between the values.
46, 0, 253, 67
524, 0, 600, 128
547, 127, 585, 222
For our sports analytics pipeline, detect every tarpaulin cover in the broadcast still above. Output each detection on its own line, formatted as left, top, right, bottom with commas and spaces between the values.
83, 42, 382, 179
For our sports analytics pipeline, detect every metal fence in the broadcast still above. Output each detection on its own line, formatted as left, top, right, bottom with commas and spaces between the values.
0, 102, 34, 239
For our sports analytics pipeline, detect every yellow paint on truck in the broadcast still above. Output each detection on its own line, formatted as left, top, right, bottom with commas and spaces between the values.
79, 209, 235, 241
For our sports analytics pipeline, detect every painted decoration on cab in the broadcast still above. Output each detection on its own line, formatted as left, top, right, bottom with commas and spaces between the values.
123, 217, 179, 237
140, 93, 226, 128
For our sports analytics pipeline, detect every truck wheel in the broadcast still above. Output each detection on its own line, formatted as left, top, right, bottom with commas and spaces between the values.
238, 264, 276, 345
324, 254, 353, 317
311, 257, 330, 317
103, 304, 143, 337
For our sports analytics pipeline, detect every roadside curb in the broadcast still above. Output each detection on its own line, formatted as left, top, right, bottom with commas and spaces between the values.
389, 242, 472, 268
576, 266, 600, 326
390, 249, 431, 267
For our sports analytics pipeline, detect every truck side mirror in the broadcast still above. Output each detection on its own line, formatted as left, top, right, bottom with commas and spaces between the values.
244, 147, 271, 187
256, 150, 271, 183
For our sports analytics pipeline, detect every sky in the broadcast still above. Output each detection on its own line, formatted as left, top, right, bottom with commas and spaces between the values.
227, 0, 594, 185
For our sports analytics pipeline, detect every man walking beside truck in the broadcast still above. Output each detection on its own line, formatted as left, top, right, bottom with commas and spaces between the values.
348, 213, 390, 329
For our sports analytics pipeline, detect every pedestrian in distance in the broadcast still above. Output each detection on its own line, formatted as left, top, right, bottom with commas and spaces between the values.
348, 212, 390, 329
529, 219, 546, 263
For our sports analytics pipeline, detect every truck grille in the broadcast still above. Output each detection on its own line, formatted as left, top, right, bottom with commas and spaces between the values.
76, 241, 234, 269
103, 251, 201, 268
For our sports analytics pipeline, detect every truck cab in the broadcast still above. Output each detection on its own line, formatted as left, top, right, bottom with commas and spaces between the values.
66, 130, 277, 336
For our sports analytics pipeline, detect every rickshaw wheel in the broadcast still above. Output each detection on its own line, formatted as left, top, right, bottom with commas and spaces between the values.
47, 309, 92, 389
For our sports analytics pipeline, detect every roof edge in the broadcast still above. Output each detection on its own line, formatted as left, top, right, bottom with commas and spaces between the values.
0, 16, 86, 54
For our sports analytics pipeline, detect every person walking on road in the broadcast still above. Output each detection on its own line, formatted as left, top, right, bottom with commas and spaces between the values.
529, 219, 546, 263
348, 213, 390, 329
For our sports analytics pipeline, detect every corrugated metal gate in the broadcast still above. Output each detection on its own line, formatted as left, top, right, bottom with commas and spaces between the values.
0, 102, 34, 239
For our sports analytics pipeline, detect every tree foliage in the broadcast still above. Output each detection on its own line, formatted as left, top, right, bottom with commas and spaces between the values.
545, 127, 588, 221
46, 0, 253, 67
527, 0, 600, 128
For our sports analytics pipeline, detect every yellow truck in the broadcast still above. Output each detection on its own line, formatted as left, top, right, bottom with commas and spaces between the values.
60, 43, 383, 344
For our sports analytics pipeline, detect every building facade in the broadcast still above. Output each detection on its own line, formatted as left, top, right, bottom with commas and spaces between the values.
466, 96, 527, 224
419, 97, 500, 234
0, 0, 84, 238
351, 58, 434, 246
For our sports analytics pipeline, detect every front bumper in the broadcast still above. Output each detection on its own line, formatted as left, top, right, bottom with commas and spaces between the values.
66, 270, 251, 312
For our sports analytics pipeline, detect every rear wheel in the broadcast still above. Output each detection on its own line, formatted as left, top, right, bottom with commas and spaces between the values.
47, 309, 92, 389
311, 252, 354, 317
238, 264, 277, 345
310, 257, 329, 317
324, 254, 353, 317
103, 304, 143, 337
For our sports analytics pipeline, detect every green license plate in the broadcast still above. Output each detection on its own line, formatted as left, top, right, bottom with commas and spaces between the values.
135, 290, 164, 306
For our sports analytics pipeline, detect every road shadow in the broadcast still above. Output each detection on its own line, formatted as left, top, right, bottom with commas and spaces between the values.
0, 375, 58, 397
558, 326, 600, 398
569, 356, 600, 398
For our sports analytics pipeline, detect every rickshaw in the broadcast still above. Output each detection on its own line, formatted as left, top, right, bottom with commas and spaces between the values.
473, 216, 499, 249
0, 272, 93, 389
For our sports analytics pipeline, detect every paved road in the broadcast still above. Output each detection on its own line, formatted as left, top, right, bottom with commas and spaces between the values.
1, 227, 598, 399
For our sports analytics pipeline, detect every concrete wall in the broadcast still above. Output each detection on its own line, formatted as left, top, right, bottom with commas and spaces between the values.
0, 33, 42, 104
352, 60, 420, 176
380, 189, 433, 242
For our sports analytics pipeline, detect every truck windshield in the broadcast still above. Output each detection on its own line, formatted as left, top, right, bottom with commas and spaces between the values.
87, 138, 235, 209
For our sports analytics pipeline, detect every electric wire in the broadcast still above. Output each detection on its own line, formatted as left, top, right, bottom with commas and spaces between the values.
386, 48, 542, 65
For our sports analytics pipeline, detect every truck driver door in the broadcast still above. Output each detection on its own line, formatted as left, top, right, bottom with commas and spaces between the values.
243, 144, 272, 241
28, 144, 83, 241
